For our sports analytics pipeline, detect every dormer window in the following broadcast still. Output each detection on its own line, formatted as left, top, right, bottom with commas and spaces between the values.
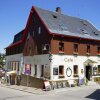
52, 14, 57, 18
92, 31, 98, 35
80, 20, 87, 26
80, 29, 88, 34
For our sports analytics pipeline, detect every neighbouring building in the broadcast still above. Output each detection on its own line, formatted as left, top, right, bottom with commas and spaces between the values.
5, 6, 100, 88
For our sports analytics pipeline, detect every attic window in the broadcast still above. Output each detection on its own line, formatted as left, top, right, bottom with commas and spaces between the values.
80, 29, 88, 34
92, 31, 98, 35
52, 14, 57, 18
80, 21, 87, 26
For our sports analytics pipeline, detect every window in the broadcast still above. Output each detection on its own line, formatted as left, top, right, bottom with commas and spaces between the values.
74, 65, 78, 77
80, 20, 87, 26
38, 26, 41, 34
59, 66, 64, 76
13, 62, 16, 70
98, 65, 100, 74
93, 67, 97, 76
59, 42, 64, 52
87, 45, 90, 53
42, 44, 50, 54
73, 44, 78, 52
97, 47, 100, 54
92, 31, 98, 35
52, 14, 57, 18
17, 62, 19, 71
53, 68, 58, 75
34, 65, 37, 75
11, 62, 13, 70
41, 65, 44, 77
80, 29, 88, 34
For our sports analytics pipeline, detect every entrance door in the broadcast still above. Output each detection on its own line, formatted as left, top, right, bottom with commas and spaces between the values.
86, 66, 91, 80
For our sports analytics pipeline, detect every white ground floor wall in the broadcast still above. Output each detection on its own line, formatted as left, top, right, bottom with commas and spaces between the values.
6, 54, 100, 82
51, 55, 100, 81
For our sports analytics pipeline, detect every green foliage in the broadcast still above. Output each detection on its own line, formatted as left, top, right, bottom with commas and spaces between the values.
0, 53, 5, 68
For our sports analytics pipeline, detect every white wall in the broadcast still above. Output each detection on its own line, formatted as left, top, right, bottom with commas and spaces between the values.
6, 53, 23, 74
51, 54, 100, 81
6, 53, 100, 81
23, 54, 51, 79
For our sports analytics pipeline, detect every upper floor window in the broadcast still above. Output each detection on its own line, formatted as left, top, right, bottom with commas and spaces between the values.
59, 42, 64, 52
97, 47, 100, 54
73, 44, 78, 52
38, 26, 41, 34
87, 45, 90, 53
42, 44, 50, 54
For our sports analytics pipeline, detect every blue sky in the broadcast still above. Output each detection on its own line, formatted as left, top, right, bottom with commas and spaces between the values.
0, 0, 100, 53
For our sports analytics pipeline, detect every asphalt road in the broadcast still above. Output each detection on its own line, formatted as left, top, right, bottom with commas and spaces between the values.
0, 84, 100, 100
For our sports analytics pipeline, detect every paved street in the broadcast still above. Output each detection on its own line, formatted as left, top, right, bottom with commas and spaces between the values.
0, 84, 100, 100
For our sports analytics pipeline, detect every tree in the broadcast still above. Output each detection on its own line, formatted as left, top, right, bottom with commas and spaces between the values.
0, 53, 5, 69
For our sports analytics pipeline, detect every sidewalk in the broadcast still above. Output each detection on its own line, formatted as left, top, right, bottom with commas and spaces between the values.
0, 83, 99, 95
0, 83, 47, 95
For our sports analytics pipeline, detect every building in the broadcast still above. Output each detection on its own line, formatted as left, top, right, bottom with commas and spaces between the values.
5, 6, 100, 88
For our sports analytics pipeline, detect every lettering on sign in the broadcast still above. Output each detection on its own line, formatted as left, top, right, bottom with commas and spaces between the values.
64, 58, 73, 62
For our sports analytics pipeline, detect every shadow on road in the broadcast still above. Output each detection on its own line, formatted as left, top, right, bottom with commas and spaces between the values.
86, 89, 100, 100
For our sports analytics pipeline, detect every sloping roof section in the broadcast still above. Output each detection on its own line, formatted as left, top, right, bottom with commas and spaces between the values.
13, 30, 24, 43
34, 6, 100, 40
6, 30, 24, 48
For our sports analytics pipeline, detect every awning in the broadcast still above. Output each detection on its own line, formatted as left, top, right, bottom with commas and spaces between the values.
6, 71, 17, 75
84, 59, 97, 66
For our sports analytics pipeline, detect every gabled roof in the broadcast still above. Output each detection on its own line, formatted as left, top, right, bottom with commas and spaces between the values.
34, 6, 100, 40
6, 6, 100, 49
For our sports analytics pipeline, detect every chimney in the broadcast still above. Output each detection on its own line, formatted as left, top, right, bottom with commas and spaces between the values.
56, 7, 61, 13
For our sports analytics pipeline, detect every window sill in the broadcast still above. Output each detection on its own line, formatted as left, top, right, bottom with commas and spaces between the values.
73, 52, 78, 55
97, 54, 100, 56
86, 53, 90, 56
73, 75, 79, 77
59, 75, 65, 78
59, 51, 64, 54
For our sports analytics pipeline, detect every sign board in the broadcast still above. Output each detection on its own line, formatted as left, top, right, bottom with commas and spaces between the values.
25, 64, 31, 75
66, 67, 72, 77
44, 81, 51, 91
